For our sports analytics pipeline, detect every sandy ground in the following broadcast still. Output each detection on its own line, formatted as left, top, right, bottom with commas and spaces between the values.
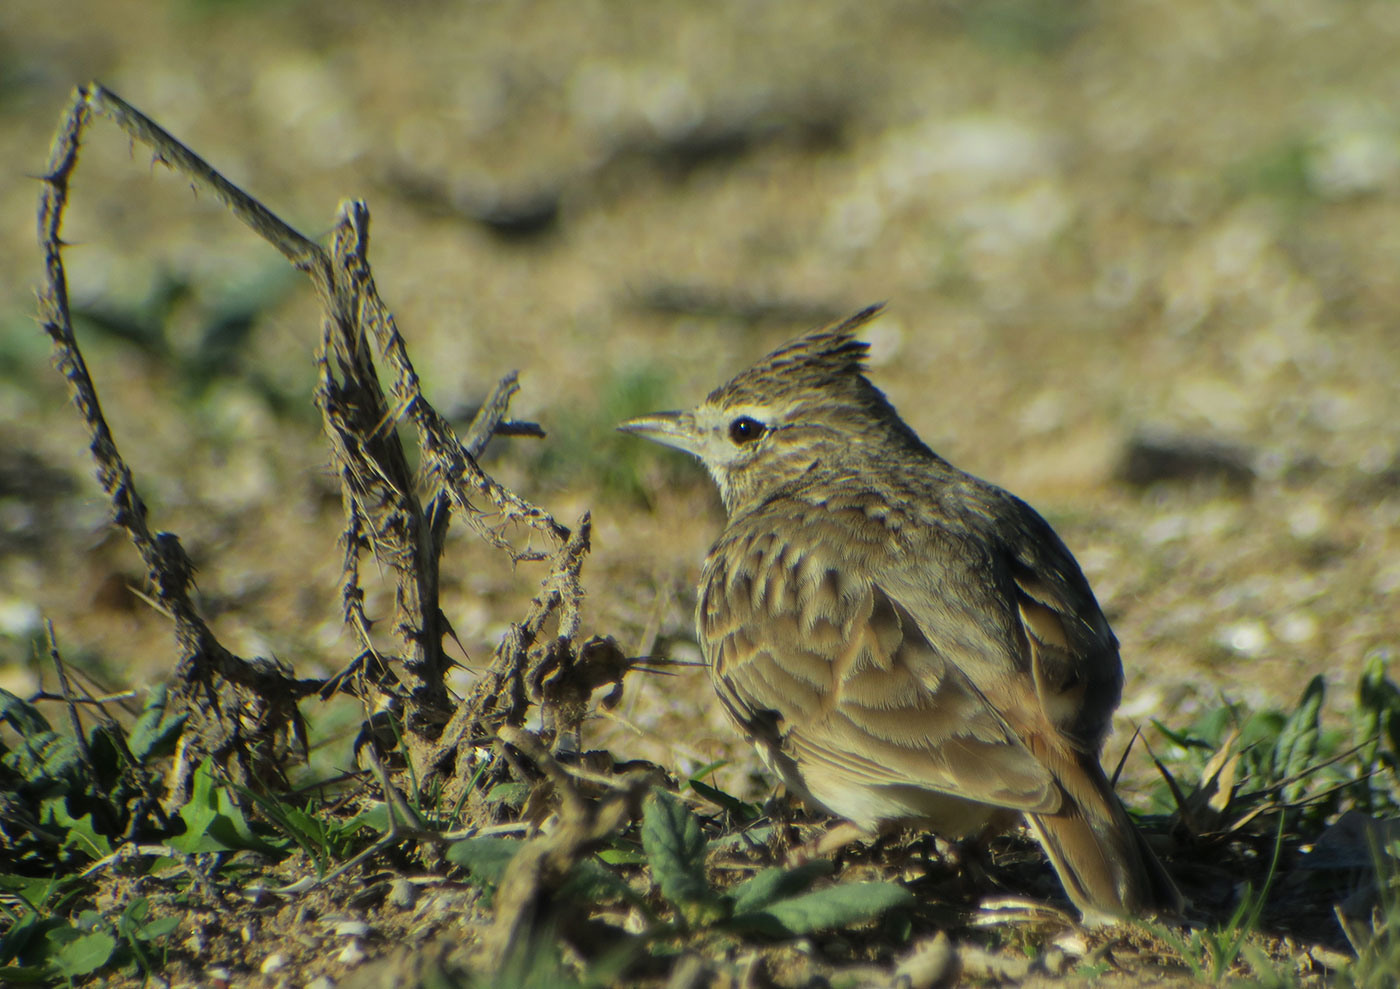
1, 0, 1398, 899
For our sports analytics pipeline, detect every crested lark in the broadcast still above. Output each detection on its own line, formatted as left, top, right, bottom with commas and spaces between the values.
620, 304, 1182, 922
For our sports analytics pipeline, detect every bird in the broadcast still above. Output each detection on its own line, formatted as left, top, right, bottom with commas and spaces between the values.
619, 304, 1182, 923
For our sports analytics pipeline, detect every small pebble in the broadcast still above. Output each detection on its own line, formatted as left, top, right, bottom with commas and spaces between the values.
1041, 947, 1068, 975
333, 920, 370, 938
1217, 619, 1270, 657
338, 940, 366, 966
242, 884, 271, 905
261, 953, 287, 974
665, 953, 711, 989
1053, 932, 1088, 956
388, 879, 417, 909
893, 931, 956, 989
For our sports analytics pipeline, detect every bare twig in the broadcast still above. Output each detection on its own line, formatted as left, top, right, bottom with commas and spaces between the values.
77, 84, 325, 270
36, 84, 318, 803
46, 621, 93, 774
431, 513, 612, 785
36, 81, 627, 814
484, 726, 650, 970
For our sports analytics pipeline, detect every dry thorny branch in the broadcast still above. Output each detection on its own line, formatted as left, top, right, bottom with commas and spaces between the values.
34, 83, 633, 819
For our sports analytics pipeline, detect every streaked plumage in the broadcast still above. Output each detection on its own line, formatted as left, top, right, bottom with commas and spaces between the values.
621, 305, 1181, 921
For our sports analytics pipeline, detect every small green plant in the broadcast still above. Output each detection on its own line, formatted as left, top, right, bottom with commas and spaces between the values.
682, 760, 763, 826
1150, 655, 1400, 834
0, 688, 222, 983
1148, 820, 1286, 983
446, 787, 913, 951
0, 686, 181, 873
1335, 836, 1400, 989
638, 788, 912, 938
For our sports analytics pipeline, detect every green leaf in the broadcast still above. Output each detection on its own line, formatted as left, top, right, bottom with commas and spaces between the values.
0, 913, 45, 966
1151, 719, 1205, 752
737, 881, 913, 936
1358, 651, 1400, 760
558, 858, 644, 907
486, 781, 530, 807
50, 928, 117, 978
596, 845, 646, 866
446, 837, 522, 887
119, 896, 150, 926
0, 690, 51, 736
2, 730, 82, 786
136, 915, 180, 941
1274, 675, 1323, 800
127, 685, 186, 762
170, 760, 283, 855
84, 724, 129, 788
345, 802, 392, 836
727, 861, 833, 914
0, 874, 62, 913
0, 965, 51, 984
686, 778, 760, 822
41, 796, 115, 861
686, 760, 730, 781
641, 789, 717, 919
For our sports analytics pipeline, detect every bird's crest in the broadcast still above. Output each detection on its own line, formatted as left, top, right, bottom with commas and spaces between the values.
707, 303, 886, 409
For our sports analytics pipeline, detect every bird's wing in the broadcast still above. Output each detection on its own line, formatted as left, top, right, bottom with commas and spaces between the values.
878, 481, 1125, 752
699, 499, 1062, 816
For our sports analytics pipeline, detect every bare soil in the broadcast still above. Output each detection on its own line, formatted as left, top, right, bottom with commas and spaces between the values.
2, 1, 1398, 985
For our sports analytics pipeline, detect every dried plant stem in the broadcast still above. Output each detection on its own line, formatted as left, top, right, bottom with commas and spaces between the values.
35, 82, 625, 802
36, 84, 317, 803
485, 725, 651, 970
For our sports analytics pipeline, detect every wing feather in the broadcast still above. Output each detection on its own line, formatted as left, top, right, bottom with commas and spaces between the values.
700, 503, 1063, 823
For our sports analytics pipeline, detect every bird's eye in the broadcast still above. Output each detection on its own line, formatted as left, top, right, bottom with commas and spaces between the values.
728, 416, 766, 444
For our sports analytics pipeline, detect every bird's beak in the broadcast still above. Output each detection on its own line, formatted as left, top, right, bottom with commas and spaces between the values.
617, 410, 701, 456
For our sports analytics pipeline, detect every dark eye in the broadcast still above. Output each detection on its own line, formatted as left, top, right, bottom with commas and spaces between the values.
728, 416, 765, 444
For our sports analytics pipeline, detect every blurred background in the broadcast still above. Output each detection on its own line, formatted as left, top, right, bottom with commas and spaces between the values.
1, 0, 1397, 793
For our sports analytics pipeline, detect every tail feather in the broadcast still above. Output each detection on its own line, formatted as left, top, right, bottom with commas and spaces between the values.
1023, 751, 1183, 923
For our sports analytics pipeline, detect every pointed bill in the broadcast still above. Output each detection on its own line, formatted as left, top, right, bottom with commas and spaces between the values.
617, 411, 702, 457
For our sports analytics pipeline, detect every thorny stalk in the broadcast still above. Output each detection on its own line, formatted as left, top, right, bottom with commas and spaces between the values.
35, 82, 629, 809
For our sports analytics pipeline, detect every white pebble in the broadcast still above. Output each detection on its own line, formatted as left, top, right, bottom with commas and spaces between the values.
1217, 620, 1270, 657
1275, 613, 1319, 644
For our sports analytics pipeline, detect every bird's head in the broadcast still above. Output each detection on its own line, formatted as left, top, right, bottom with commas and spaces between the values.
619, 305, 929, 516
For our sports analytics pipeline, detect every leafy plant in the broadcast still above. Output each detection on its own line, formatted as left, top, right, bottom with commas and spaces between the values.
445, 787, 913, 956
0, 687, 176, 873
170, 759, 285, 856
1338, 837, 1400, 989
640, 789, 913, 938
1149, 657, 1400, 834
0, 889, 182, 984
1148, 820, 1286, 983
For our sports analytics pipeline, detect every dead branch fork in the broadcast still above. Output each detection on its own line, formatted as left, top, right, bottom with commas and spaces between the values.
35, 83, 626, 804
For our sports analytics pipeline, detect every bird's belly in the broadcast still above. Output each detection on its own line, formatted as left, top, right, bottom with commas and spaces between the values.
756, 740, 998, 837
807, 777, 999, 837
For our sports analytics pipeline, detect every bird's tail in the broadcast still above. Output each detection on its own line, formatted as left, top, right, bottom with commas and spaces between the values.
1023, 750, 1183, 924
